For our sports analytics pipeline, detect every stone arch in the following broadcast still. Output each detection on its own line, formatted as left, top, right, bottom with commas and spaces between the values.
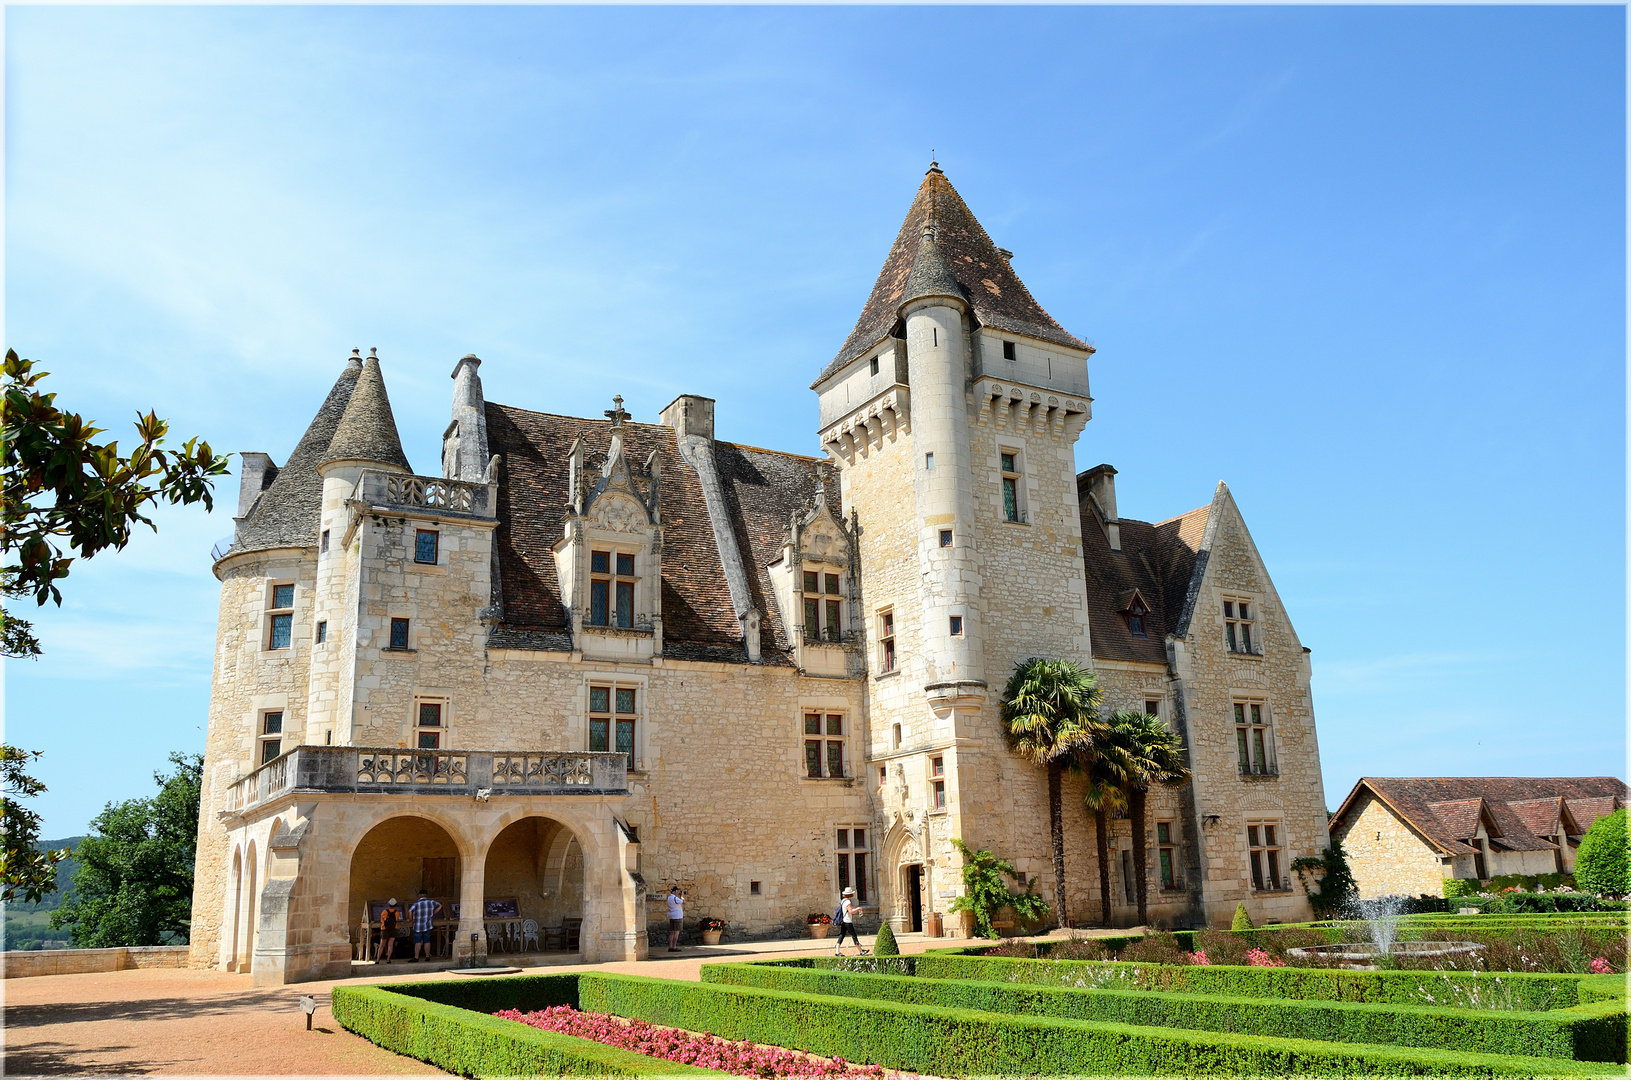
345, 815, 464, 959
226, 845, 244, 971
341, 806, 481, 866
881, 822, 925, 931
242, 839, 258, 973
482, 814, 587, 955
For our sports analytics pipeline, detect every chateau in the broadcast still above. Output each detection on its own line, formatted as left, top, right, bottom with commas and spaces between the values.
190, 165, 1330, 985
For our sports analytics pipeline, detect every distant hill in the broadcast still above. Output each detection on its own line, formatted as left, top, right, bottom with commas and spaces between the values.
3, 836, 84, 950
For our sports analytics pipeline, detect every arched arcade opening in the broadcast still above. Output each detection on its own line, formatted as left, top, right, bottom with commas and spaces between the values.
482, 816, 585, 957
347, 815, 461, 961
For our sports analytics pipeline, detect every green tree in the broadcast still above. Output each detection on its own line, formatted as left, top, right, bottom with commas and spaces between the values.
1574, 808, 1629, 898
1100, 710, 1191, 926
1, 747, 70, 903
999, 657, 1103, 927
1291, 837, 1358, 918
51, 753, 202, 946
872, 919, 899, 956
946, 838, 1050, 939
1080, 754, 1126, 926
3, 349, 228, 657
1231, 902, 1254, 931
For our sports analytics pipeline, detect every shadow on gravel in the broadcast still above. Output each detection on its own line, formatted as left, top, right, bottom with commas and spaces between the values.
4, 1039, 161, 1075
5, 990, 299, 1028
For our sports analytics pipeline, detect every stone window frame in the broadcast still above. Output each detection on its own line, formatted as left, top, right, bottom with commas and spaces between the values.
263, 579, 297, 654
413, 696, 449, 750
875, 607, 897, 674
835, 825, 871, 904
1245, 816, 1288, 893
929, 754, 947, 813
998, 445, 1028, 525
1231, 695, 1277, 778
586, 547, 642, 629
386, 616, 413, 652
803, 709, 850, 779
798, 695, 853, 782
1142, 694, 1164, 720
258, 708, 286, 765
1219, 591, 1263, 657
1155, 819, 1182, 892
413, 528, 441, 567
799, 566, 847, 644
587, 680, 644, 771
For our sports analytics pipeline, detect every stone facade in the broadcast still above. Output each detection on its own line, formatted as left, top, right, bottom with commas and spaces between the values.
190, 166, 1333, 985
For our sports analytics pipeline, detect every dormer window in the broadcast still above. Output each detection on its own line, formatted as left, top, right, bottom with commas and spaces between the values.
1224, 597, 1256, 654
802, 570, 843, 643
589, 550, 637, 628
1116, 590, 1151, 640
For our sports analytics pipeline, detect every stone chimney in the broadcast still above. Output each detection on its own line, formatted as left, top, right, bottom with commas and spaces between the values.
236, 452, 278, 519
1079, 463, 1121, 552
658, 394, 715, 442
444, 354, 491, 482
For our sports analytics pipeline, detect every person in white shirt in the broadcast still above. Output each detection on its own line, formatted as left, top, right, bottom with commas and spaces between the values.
834, 886, 867, 956
666, 887, 686, 952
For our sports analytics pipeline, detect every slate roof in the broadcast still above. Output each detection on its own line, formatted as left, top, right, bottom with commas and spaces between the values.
1078, 480, 1210, 664
815, 165, 1091, 387
485, 403, 834, 663
321, 355, 411, 470
226, 358, 361, 556
1335, 777, 1629, 856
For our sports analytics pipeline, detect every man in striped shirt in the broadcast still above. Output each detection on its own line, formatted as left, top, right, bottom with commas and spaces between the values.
409, 889, 443, 961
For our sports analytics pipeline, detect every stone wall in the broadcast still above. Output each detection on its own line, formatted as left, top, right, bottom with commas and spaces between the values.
4, 946, 190, 979
1331, 789, 1446, 899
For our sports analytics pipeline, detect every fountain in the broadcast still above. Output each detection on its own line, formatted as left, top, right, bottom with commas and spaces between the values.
1285, 896, 1485, 970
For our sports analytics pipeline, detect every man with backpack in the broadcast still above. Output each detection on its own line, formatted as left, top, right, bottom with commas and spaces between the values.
833, 886, 866, 956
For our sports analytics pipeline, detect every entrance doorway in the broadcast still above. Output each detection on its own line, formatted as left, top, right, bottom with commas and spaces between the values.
906, 864, 923, 933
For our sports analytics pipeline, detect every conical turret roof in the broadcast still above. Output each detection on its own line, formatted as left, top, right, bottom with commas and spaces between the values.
899, 225, 965, 308
814, 164, 1091, 388
320, 353, 411, 471
226, 354, 362, 556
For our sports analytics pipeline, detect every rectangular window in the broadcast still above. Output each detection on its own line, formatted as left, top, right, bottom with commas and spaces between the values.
949, 615, 963, 636
939, 529, 953, 548
1224, 598, 1256, 654
315, 620, 327, 644
878, 609, 896, 672
803, 712, 847, 778
1247, 821, 1283, 891
837, 828, 869, 904
260, 711, 284, 765
924, 452, 934, 470
933, 780, 946, 809
415, 529, 439, 565
801, 569, 843, 643
1001, 452, 1022, 523
588, 550, 638, 627
389, 618, 410, 650
416, 702, 443, 750
589, 685, 638, 768
1144, 699, 1161, 718
1234, 701, 1274, 776
1157, 822, 1176, 889
870, 356, 879, 376
1002, 340, 1016, 361
267, 585, 295, 650
320, 529, 330, 554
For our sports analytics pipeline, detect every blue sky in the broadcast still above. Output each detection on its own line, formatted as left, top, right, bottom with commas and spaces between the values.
6, 6, 1625, 838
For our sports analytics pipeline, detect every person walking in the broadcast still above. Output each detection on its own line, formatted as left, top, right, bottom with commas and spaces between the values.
833, 886, 866, 956
666, 886, 686, 952
408, 889, 443, 962
378, 899, 401, 963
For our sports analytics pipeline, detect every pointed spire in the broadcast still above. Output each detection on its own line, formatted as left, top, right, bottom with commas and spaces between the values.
813, 166, 1091, 388
321, 349, 411, 471
899, 224, 964, 310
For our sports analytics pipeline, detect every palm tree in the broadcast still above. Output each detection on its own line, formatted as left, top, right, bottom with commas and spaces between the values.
1080, 753, 1127, 926
999, 657, 1104, 928
1102, 710, 1191, 926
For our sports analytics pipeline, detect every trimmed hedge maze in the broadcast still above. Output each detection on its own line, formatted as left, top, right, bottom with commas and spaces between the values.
334, 956, 1629, 1077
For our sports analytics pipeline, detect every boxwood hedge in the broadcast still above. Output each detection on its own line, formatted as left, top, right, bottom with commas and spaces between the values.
579, 972, 1613, 1077
331, 977, 725, 1078
914, 952, 1592, 1010
703, 962, 1627, 1063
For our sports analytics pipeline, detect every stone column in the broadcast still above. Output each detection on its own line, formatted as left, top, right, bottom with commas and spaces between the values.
454, 852, 487, 967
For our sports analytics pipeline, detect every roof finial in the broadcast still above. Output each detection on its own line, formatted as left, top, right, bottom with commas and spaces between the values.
927, 152, 942, 175
347, 348, 363, 370
369, 347, 378, 360
604, 394, 629, 428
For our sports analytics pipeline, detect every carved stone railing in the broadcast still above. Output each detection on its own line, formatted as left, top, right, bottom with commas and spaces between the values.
353, 470, 497, 520
223, 746, 627, 814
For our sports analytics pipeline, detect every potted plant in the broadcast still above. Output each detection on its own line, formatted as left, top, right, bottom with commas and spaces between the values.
698, 917, 726, 946
805, 912, 832, 939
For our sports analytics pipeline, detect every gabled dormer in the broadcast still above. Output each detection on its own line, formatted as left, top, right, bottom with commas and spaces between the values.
554, 397, 664, 661
1116, 589, 1153, 639
768, 482, 857, 677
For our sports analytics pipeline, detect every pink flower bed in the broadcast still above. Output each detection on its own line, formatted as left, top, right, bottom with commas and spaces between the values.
1244, 948, 1286, 967
1590, 956, 1615, 974
497, 1005, 903, 1078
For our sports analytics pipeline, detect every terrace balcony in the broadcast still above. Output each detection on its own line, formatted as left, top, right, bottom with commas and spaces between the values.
222, 746, 630, 817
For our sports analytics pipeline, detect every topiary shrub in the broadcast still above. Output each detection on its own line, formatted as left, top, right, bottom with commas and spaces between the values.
1231, 903, 1253, 931
1575, 809, 1629, 898
873, 920, 900, 956
1444, 877, 1477, 899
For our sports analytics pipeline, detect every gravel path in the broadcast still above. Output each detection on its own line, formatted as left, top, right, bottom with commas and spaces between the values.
2, 932, 999, 1076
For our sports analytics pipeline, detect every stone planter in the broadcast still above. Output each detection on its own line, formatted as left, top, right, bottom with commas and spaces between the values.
700, 928, 724, 946
1285, 940, 1485, 971
808, 923, 831, 939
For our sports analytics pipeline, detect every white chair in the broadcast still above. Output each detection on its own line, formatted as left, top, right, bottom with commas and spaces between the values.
485, 920, 504, 953
521, 919, 540, 952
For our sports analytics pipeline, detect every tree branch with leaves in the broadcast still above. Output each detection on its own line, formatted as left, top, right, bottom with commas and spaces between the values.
2, 349, 229, 657
946, 838, 1050, 939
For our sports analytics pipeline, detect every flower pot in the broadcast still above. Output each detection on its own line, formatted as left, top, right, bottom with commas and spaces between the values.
701, 929, 724, 946
808, 923, 830, 939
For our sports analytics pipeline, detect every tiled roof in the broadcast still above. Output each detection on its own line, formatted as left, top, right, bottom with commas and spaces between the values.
485, 403, 831, 664
226, 358, 360, 556
321, 355, 411, 471
1079, 485, 1209, 664
1336, 777, 1628, 856
1507, 797, 1565, 839
815, 166, 1091, 387
1563, 796, 1620, 836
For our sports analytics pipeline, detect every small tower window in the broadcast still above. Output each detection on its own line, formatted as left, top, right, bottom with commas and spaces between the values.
1002, 340, 1016, 361
878, 608, 896, 672
1001, 452, 1023, 523
949, 615, 963, 636
939, 529, 953, 548
320, 529, 330, 554
924, 452, 935, 470
869, 356, 879, 376
415, 529, 439, 565
259, 710, 283, 765
389, 617, 410, 650
315, 620, 328, 644
267, 585, 295, 650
